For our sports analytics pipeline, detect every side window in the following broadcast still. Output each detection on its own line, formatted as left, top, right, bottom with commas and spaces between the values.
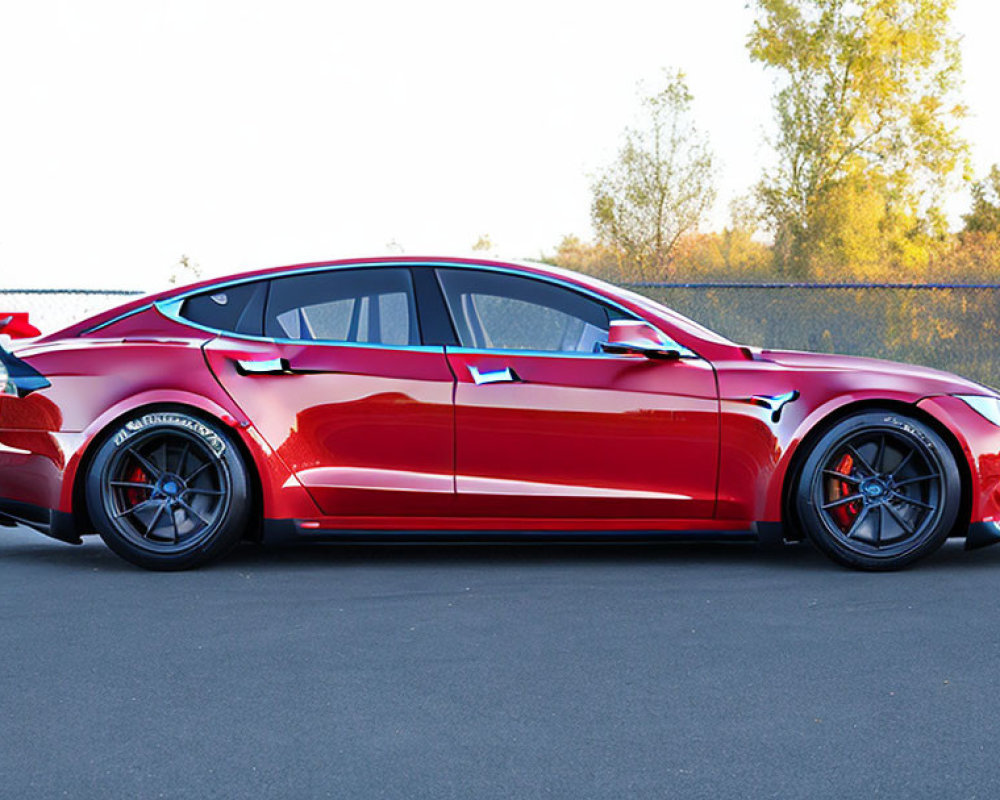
435, 268, 626, 353
265, 267, 419, 346
180, 280, 267, 336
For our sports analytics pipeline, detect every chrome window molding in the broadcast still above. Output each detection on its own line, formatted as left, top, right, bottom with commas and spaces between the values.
150, 260, 702, 359
80, 303, 154, 335
443, 346, 700, 361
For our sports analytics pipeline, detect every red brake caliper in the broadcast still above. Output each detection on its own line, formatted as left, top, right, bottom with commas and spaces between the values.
124, 464, 151, 508
829, 453, 860, 530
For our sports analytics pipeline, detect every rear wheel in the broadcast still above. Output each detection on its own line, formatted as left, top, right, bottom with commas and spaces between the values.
795, 410, 961, 570
85, 410, 251, 570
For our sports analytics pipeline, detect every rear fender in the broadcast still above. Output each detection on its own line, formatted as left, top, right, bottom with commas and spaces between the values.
60, 389, 319, 521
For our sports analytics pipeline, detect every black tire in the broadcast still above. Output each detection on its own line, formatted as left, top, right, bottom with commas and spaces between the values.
795, 409, 961, 571
85, 410, 251, 570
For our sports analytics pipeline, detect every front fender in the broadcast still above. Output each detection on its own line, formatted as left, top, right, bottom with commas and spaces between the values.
720, 388, 938, 524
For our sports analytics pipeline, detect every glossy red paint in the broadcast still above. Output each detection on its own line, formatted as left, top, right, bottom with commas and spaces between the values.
203, 337, 455, 517
1, 256, 997, 548
444, 349, 718, 520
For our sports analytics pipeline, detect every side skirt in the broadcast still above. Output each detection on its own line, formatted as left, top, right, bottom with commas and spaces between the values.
262, 518, 762, 545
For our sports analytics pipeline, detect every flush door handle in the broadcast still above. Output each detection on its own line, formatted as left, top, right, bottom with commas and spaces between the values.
236, 357, 290, 375
468, 365, 520, 385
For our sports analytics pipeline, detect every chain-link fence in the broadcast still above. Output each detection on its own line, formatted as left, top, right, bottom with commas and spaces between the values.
630, 283, 1000, 388
0, 289, 143, 336
3, 283, 999, 387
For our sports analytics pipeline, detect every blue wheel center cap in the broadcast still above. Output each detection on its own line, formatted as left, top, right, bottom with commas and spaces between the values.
162, 481, 179, 496
862, 480, 886, 498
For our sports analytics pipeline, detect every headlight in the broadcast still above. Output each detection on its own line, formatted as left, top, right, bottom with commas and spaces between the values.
956, 395, 1000, 427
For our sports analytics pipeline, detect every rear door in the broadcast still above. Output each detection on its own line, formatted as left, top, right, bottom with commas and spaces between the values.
198, 267, 456, 518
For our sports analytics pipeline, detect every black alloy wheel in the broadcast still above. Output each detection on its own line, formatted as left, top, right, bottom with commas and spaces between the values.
86, 411, 251, 570
796, 410, 961, 570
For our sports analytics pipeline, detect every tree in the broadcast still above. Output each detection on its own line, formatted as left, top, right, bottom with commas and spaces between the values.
544, 234, 623, 282
749, 0, 968, 277
591, 71, 716, 281
963, 165, 1000, 235
167, 254, 202, 286
471, 234, 494, 253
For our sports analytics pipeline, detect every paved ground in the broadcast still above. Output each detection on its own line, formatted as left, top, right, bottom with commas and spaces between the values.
2, 526, 1000, 799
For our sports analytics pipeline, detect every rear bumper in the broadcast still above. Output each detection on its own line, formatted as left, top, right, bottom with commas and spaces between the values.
0, 498, 81, 544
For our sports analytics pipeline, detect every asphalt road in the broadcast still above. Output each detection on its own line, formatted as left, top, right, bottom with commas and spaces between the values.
2, 526, 1000, 799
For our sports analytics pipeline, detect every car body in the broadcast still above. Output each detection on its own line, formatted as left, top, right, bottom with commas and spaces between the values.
1, 255, 999, 570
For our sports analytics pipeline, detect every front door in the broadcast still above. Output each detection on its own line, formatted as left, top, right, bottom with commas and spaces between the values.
434, 267, 719, 523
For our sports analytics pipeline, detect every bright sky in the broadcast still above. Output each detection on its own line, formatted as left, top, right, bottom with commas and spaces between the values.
0, 0, 996, 290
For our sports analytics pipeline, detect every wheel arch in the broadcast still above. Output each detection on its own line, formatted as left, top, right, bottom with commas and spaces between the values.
779, 398, 973, 542
70, 400, 266, 543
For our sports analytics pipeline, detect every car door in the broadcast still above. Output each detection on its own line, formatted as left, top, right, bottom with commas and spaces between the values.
434, 267, 720, 522
199, 267, 456, 518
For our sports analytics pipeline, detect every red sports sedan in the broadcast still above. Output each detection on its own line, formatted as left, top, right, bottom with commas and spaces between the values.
1, 257, 998, 570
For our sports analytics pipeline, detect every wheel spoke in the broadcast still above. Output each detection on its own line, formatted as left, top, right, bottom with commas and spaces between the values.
184, 461, 212, 484
883, 501, 916, 537
892, 493, 934, 512
126, 448, 162, 479
171, 507, 181, 543
177, 443, 191, 478
846, 505, 873, 539
889, 449, 914, 480
893, 474, 938, 489
145, 502, 168, 536
109, 480, 155, 490
824, 470, 861, 483
846, 444, 876, 476
183, 487, 224, 497
874, 505, 883, 544
114, 497, 158, 519
176, 498, 211, 527
875, 436, 886, 473
822, 493, 864, 510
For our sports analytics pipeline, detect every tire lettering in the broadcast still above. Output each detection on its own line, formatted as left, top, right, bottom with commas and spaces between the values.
113, 413, 226, 457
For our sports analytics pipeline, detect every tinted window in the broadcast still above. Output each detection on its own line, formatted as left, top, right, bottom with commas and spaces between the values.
180, 281, 267, 336
436, 268, 625, 352
266, 268, 419, 346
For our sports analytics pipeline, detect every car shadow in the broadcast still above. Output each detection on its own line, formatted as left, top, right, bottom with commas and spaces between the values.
2, 525, 997, 573
225, 537, 994, 573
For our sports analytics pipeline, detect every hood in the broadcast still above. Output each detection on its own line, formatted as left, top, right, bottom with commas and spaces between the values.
760, 348, 994, 397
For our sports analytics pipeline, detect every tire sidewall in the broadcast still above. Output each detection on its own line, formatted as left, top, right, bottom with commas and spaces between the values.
795, 410, 961, 570
85, 410, 251, 570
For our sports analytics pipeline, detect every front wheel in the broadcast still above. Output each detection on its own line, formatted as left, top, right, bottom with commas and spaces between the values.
795, 410, 961, 571
85, 410, 252, 570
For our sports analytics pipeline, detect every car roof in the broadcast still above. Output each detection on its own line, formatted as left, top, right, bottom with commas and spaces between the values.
42, 255, 737, 353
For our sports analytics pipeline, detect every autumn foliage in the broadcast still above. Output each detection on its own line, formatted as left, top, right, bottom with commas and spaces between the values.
549, 0, 1000, 286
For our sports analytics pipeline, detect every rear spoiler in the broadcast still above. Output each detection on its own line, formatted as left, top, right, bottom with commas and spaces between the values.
0, 313, 40, 339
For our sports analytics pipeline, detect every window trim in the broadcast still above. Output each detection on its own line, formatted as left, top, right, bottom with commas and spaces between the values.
177, 280, 269, 338
153, 260, 699, 358
433, 266, 697, 359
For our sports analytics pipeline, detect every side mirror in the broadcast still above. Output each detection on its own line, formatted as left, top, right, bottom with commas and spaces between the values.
599, 320, 681, 360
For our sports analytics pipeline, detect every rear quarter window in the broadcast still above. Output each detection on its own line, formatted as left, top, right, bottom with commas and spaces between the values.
179, 281, 267, 336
